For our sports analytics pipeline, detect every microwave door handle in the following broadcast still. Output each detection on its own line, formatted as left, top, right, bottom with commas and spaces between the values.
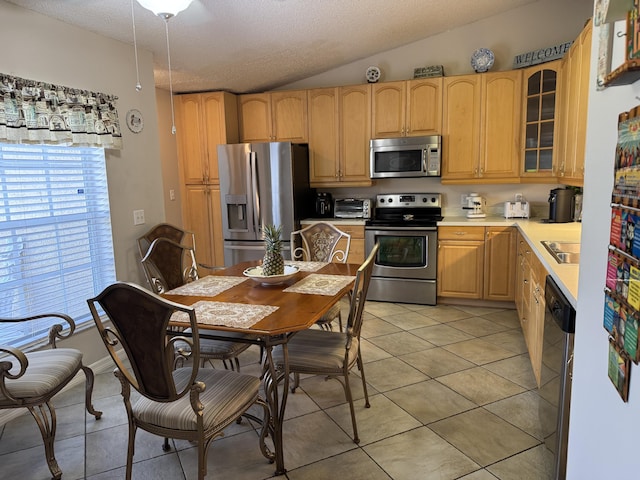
422, 149, 427, 173
249, 151, 261, 236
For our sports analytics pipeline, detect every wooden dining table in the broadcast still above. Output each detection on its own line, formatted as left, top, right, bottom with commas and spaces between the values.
163, 259, 359, 475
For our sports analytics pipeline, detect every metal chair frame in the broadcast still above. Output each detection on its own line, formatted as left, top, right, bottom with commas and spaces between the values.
87, 282, 271, 480
0, 314, 102, 479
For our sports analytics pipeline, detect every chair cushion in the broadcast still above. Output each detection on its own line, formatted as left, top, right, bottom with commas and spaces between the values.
0, 348, 82, 404
133, 368, 260, 432
174, 329, 252, 358
273, 329, 358, 372
315, 303, 341, 326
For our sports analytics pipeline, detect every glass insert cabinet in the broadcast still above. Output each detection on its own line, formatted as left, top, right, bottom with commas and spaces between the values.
522, 60, 560, 177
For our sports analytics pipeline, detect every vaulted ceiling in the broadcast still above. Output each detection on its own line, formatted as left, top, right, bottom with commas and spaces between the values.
6, 0, 537, 94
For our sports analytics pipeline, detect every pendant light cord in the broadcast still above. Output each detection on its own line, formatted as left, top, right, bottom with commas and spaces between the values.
164, 19, 177, 134
131, 0, 142, 91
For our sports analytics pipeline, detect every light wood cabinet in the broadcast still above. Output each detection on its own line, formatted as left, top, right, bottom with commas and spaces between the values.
484, 227, 517, 301
237, 90, 308, 142
556, 19, 592, 185
175, 92, 238, 269
300, 221, 365, 264
182, 184, 224, 269
442, 71, 522, 183
307, 85, 371, 187
175, 92, 239, 184
371, 78, 442, 138
520, 61, 560, 180
438, 226, 516, 301
437, 226, 485, 299
515, 231, 548, 386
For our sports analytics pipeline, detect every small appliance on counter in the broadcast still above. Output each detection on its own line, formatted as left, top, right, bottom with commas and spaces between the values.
315, 192, 333, 218
463, 193, 486, 218
547, 188, 574, 223
334, 198, 372, 219
504, 193, 530, 219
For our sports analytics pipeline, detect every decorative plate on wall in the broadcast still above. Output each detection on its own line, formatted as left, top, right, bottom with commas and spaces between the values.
366, 66, 381, 83
471, 48, 495, 73
126, 109, 144, 133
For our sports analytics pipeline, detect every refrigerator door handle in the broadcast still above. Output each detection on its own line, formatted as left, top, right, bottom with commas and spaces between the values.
249, 151, 261, 236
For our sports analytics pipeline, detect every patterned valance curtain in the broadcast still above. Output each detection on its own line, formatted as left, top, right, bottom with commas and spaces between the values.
0, 74, 122, 149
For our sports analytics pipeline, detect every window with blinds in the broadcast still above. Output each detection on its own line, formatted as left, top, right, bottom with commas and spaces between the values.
0, 143, 116, 348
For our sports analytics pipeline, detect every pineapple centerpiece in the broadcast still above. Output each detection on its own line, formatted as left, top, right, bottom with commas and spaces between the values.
262, 224, 285, 276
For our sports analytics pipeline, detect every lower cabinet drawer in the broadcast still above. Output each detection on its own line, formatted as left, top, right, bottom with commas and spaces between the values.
438, 226, 485, 241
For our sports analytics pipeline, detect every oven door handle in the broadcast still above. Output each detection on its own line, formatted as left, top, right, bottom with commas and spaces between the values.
365, 226, 437, 232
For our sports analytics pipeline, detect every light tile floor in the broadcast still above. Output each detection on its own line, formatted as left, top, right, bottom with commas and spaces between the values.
0, 301, 555, 479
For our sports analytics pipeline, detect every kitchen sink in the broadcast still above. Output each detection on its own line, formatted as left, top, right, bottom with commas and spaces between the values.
541, 241, 581, 264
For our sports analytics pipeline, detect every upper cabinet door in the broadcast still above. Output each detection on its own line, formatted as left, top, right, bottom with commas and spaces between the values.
175, 92, 238, 184
238, 91, 308, 142
176, 94, 206, 184
441, 75, 481, 180
308, 87, 339, 184
480, 70, 522, 180
371, 81, 406, 138
521, 61, 560, 179
339, 84, 371, 183
406, 78, 442, 136
270, 90, 308, 142
238, 94, 272, 142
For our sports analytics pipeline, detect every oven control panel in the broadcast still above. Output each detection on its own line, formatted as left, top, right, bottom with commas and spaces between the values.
375, 193, 442, 208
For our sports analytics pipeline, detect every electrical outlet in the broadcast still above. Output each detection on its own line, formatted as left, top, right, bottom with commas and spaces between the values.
169, 189, 176, 201
133, 209, 145, 225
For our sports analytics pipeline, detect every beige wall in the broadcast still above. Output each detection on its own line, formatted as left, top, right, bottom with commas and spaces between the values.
0, 2, 169, 364
283, 0, 592, 89
0, 1, 166, 287
155, 88, 183, 226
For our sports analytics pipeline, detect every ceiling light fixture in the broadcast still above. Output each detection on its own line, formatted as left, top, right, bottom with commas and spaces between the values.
136, 0, 194, 134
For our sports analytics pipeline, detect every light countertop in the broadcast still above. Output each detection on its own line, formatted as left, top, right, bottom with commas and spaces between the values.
301, 215, 581, 308
440, 216, 581, 308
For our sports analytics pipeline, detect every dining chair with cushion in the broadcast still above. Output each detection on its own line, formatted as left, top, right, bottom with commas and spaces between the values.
87, 282, 271, 480
137, 223, 219, 275
140, 237, 253, 371
272, 242, 379, 444
290, 222, 352, 331
0, 313, 102, 480
137, 222, 189, 259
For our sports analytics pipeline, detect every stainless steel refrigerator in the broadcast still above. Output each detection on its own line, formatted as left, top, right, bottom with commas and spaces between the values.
218, 142, 314, 266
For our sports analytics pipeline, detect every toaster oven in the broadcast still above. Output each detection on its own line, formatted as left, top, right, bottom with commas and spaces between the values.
334, 198, 372, 219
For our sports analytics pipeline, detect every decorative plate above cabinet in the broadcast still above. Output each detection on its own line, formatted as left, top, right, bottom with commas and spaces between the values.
471, 48, 495, 73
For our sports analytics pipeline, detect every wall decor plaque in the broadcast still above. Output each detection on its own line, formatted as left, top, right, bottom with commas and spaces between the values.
413, 65, 444, 78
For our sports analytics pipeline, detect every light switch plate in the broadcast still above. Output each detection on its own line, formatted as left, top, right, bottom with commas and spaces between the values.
133, 209, 145, 225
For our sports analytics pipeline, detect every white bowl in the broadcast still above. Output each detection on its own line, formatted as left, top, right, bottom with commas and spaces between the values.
243, 265, 299, 285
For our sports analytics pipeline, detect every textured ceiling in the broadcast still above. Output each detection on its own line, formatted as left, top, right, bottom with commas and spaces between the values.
6, 0, 536, 94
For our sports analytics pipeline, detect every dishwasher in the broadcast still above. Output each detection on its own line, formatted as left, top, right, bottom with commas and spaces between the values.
539, 275, 576, 480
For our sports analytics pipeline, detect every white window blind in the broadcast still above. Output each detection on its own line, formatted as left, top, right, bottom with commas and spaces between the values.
0, 143, 116, 348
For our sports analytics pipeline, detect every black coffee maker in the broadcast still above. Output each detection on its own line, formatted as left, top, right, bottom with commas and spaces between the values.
548, 188, 574, 223
315, 192, 333, 218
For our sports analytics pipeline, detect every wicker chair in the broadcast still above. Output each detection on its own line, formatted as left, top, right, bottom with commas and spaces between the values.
140, 237, 253, 371
0, 313, 102, 479
87, 282, 270, 480
290, 222, 351, 330
272, 243, 378, 444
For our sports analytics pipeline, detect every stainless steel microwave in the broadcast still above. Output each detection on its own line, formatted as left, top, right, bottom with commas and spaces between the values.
370, 135, 441, 178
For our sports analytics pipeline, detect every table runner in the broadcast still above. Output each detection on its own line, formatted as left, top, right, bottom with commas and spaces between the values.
166, 275, 246, 296
283, 274, 355, 296
286, 261, 327, 272
171, 300, 279, 329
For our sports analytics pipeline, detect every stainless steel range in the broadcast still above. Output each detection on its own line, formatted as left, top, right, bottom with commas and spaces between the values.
364, 193, 442, 305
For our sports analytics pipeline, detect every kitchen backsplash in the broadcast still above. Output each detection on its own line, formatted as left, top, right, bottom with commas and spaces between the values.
323, 179, 581, 219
